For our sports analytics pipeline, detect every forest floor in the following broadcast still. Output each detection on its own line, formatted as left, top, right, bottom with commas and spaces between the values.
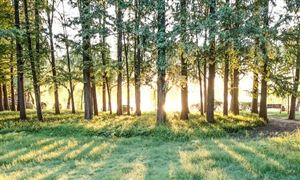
0, 111, 299, 180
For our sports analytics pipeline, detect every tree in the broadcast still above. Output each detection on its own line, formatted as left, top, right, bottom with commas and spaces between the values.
180, 0, 189, 120
206, 0, 216, 123
157, 0, 167, 124
79, 0, 93, 120
14, 0, 26, 120
134, 0, 141, 116
23, 0, 43, 121
288, 27, 300, 119
46, 0, 60, 114
259, 0, 270, 122
116, 0, 123, 115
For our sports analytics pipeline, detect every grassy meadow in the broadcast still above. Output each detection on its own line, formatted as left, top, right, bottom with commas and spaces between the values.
0, 111, 299, 179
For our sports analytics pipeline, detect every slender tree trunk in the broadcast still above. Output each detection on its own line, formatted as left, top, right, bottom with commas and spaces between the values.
67, 92, 71, 109
123, 33, 131, 115
259, 0, 269, 122
0, 85, 3, 111
116, 1, 123, 115
289, 68, 299, 120
2, 84, 9, 110
203, 31, 208, 113
251, 72, 259, 113
289, 35, 300, 119
24, 0, 43, 121
134, 0, 141, 116
106, 78, 112, 114
14, 0, 26, 119
102, 81, 106, 111
223, 50, 229, 116
180, 0, 189, 120
10, 49, 16, 111
47, 0, 60, 114
206, 0, 216, 123
197, 56, 204, 115
157, 0, 167, 124
66, 45, 75, 114
232, 69, 239, 115
79, 0, 93, 120
91, 78, 98, 116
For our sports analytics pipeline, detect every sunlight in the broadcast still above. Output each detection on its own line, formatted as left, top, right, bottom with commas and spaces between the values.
215, 141, 257, 177
231, 141, 285, 171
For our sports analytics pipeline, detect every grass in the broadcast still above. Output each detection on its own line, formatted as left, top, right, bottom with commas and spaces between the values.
268, 110, 300, 121
0, 111, 299, 179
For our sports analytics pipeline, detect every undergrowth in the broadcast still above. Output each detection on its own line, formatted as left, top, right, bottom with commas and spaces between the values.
0, 111, 265, 141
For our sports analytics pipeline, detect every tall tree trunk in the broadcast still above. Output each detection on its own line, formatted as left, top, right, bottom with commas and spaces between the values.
223, 53, 229, 116
66, 45, 75, 113
203, 30, 208, 113
206, 0, 216, 123
134, 0, 141, 116
10, 50, 16, 111
106, 78, 112, 114
24, 0, 43, 121
0, 85, 3, 111
116, 1, 123, 115
91, 78, 98, 116
232, 68, 239, 115
47, 0, 60, 114
157, 0, 167, 124
123, 32, 131, 115
223, 0, 230, 116
197, 56, 204, 115
289, 34, 300, 119
67, 91, 71, 109
251, 72, 259, 113
14, 0, 26, 119
2, 84, 9, 110
79, 0, 93, 120
62, 0, 75, 114
259, 0, 269, 122
102, 81, 106, 111
289, 68, 300, 120
180, 0, 189, 120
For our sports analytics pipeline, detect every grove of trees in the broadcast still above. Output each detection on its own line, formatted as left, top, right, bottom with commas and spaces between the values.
0, 0, 299, 123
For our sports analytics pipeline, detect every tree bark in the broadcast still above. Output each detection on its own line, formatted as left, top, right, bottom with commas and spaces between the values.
206, 0, 216, 123
47, 0, 60, 114
2, 84, 9, 110
67, 91, 71, 109
116, 1, 123, 115
124, 32, 131, 115
24, 0, 43, 121
251, 72, 259, 113
10, 49, 16, 111
0, 85, 3, 111
14, 0, 26, 119
223, 50, 229, 116
180, 0, 189, 120
289, 68, 299, 120
232, 68, 239, 115
79, 0, 93, 120
102, 81, 106, 111
62, 0, 75, 114
157, 0, 167, 124
289, 32, 300, 120
133, 0, 141, 116
203, 30, 208, 113
259, 0, 269, 122
197, 56, 204, 115
91, 78, 98, 116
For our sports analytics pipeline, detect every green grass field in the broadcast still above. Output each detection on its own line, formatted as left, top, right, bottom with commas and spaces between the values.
0, 111, 299, 179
